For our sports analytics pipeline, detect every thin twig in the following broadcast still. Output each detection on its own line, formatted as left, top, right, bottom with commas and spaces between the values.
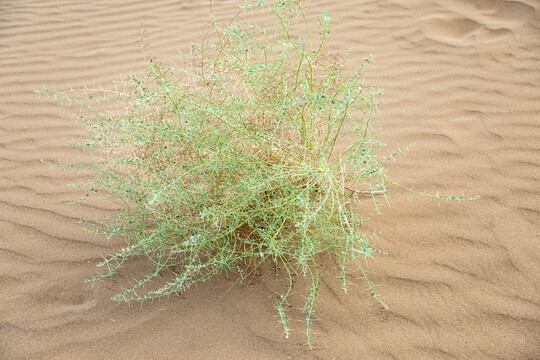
343, 185, 386, 195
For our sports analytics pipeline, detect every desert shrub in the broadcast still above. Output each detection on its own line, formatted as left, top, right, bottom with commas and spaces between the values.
37, 0, 476, 347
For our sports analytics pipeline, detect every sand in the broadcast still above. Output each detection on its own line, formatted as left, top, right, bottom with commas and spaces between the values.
1, 0, 539, 359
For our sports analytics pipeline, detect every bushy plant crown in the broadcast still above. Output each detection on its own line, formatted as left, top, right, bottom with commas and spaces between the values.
37, 0, 477, 347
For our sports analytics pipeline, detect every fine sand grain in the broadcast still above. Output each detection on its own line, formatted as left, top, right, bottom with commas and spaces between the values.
1, 0, 539, 359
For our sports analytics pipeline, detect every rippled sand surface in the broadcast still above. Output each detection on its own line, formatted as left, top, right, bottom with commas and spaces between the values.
1, 0, 539, 359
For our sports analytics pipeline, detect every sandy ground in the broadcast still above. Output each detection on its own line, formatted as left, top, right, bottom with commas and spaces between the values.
1, 0, 539, 359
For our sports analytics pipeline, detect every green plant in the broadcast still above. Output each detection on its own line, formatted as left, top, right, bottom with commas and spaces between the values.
37, 0, 476, 347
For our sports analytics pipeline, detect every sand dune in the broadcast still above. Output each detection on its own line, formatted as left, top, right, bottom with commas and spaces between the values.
1, 0, 539, 359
